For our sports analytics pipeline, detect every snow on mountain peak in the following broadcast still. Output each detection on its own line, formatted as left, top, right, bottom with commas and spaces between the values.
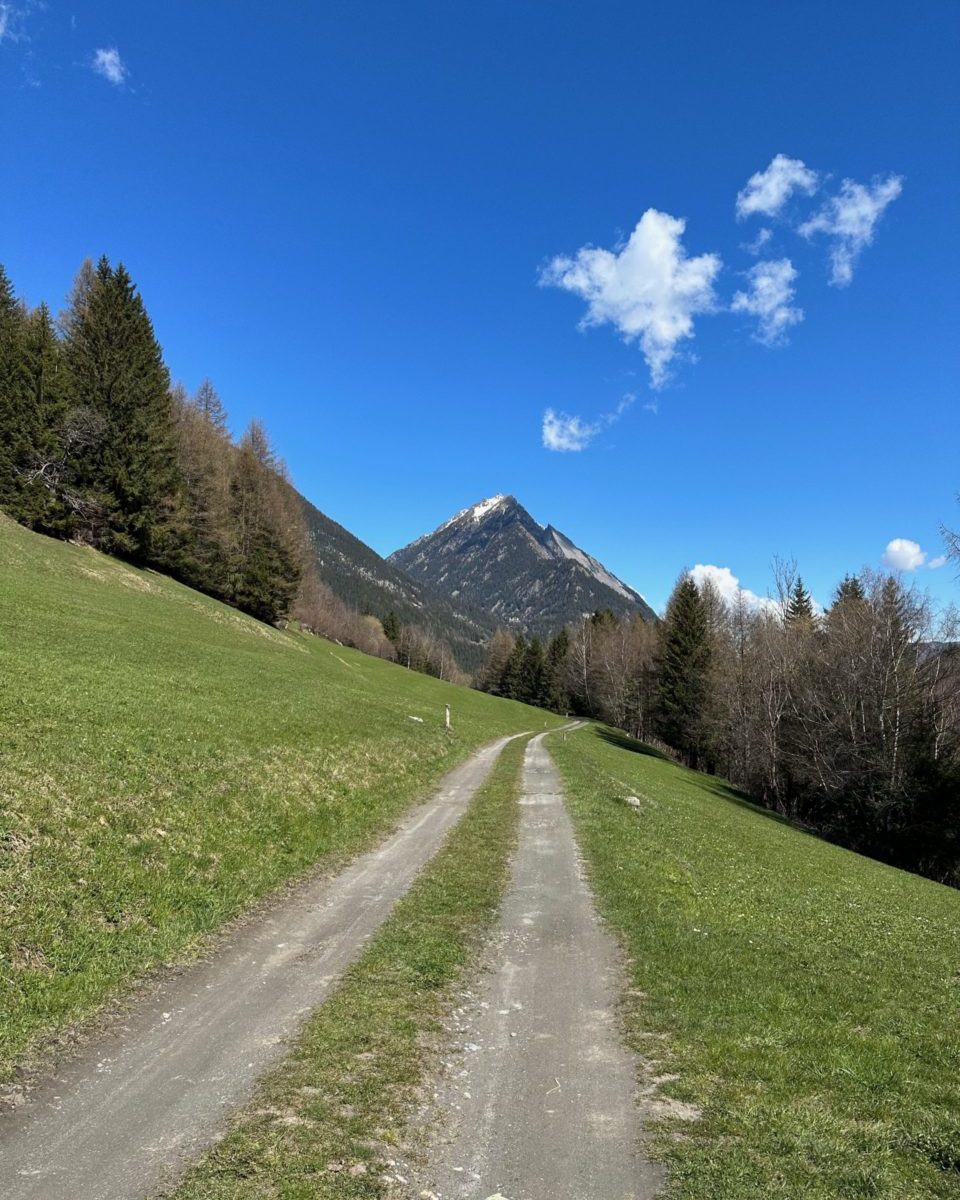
470, 494, 509, 522
433, 494, 512, 535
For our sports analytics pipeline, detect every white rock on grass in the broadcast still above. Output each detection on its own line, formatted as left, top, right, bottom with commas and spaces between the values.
624, 796, 642, 808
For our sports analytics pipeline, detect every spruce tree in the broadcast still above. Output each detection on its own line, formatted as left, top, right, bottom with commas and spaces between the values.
545, 627, 571, 712
18, 304, 68, 529
833, 573, 865, 606
656, 576, 711, 767
62, 257, 180, 561
521, 636, 546, 706
786, 577, 815, 623
0, 264, 32, 519
500, 634, 527, 700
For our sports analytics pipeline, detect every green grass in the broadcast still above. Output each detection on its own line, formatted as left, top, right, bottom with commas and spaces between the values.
550, 725, 960, 1199
0, 515, 558, 1084
162, 730, 530, 1199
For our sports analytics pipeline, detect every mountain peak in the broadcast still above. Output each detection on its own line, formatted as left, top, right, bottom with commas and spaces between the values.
460, 493, 514, 524
389, 494, 656, 636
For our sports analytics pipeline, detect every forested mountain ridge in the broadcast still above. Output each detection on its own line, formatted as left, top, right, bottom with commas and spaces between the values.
296, 494, 497, 670
390, 493, 657, 637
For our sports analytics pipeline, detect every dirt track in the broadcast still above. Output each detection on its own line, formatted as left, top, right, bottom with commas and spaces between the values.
411, 731, 663, 1199
0, 735, 524, 1200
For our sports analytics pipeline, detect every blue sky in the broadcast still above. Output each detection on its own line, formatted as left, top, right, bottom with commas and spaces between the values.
2, 1, 957, 613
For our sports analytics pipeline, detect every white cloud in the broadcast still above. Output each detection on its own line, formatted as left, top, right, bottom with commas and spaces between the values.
742, 227, 773, 255
736, 154, 818, 220
539, 209, 721, 389
882, 538, 926, 571
928, 555, 947, 570
689, 564, 778, 613
799, 175, 903, 286
542, 393, 634, 452
92, 46, 127, 86
542, 410, 598, 452
731, 258, 803, 345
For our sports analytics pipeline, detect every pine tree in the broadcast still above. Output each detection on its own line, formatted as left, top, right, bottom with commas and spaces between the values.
0, 264, 32, 519
62, 257, 180, 561
786, 577, 815, 624
656, 576, 711, 767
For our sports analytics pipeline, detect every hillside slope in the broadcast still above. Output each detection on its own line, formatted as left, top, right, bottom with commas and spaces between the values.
551, 725, 960, 1199
0, 515, 557, 1083
297, 493, 497, 670
390, 494, 657, 637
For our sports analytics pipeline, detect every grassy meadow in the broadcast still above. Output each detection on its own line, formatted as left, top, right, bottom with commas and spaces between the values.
0, 515, 557, 1084
551, 725, 960, 1199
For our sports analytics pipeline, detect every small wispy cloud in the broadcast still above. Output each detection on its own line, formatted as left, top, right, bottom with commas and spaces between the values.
742, 227, 773, 256
736, 154, 818, 220
928, 555, 947, 570
0, 2, 31, 43
92, 46, 127, 86
799, 175, 903, 286
540, 209, 721, 389
542, 393, 634, 453
731, 258, 803, 345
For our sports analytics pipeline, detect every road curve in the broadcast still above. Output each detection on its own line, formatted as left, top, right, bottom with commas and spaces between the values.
0, 734, 526, 1200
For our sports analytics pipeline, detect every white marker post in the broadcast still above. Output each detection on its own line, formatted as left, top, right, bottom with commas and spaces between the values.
445, 704, 451, 730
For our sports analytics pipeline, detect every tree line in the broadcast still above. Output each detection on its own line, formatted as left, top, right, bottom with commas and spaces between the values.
478, 563, 960, 886
0, 257, 464, 680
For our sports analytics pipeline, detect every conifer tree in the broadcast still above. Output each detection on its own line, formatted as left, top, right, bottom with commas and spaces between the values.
17, 303, 69, 529
382, 610, 401, 645
62, 257, 180, 561
521, 636, 546, 706
228, 420, 302, 623
656, 576, 711, 767
170, 382, 235, 595
833, 573, 865, 606
0, 265, 32, 518
786, 577, 815, 623
545, 627, 571, 712
500, 633, 527, 700
194, 378, 229, 435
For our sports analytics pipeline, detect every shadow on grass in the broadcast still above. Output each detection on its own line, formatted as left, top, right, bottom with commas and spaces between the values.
595, 726, 672, 761
591, 724, 799, 830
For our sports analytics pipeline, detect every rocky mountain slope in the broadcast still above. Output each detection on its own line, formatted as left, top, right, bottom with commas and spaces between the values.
296, 493, 497, 670
389, 494, 656, 638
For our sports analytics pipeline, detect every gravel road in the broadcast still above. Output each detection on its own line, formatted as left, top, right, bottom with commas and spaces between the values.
411, 730, 663, 1200
0, 734, 524, 1200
